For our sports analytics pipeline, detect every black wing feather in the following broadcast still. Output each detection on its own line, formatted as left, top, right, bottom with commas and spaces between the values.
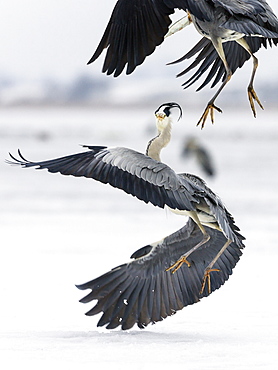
88, 0, 175, 76
76, 218, 244, 329
88, 0, 278, 79
7, 147, 200, 213
173, 36, 277, 91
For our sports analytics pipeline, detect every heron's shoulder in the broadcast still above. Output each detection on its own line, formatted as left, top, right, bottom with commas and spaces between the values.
178, 172, 207, 187
211, 0, 266, 16
178, 172, 221, 200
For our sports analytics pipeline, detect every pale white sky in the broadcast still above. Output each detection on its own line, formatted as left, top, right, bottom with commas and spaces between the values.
0, 0, 278, 84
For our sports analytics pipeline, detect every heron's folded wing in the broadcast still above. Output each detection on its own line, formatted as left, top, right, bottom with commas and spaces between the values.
177, 172, 245, 247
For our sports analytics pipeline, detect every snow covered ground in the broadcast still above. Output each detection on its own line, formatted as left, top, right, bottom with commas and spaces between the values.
1, 105, 278, 369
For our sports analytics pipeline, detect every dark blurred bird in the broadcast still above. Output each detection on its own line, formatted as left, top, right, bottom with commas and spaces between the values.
7, 102, 244, 330
182, 137, 215, 177
88, 0, 278, 127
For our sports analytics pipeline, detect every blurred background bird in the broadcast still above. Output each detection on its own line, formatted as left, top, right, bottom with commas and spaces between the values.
181, 136, 216, 177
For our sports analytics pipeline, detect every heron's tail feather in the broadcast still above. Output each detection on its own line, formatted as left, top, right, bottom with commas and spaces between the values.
169, 36, 277, 91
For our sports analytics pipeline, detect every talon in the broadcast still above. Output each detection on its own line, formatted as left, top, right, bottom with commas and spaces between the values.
166, 257, 191, 273
197, 103, 222, 129
200, 268, 220, 295
248, 87, 264, 117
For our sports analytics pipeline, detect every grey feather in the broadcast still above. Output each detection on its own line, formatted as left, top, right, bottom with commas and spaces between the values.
76, 218, 244, 330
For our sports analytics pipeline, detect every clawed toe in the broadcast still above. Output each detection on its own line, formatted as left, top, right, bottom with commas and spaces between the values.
197, 103, 222, 129
166, 257, 191, 273
200, 268, 220, 295
248, 86, 264, 118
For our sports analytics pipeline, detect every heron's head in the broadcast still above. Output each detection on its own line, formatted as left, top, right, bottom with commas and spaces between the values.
155, 102, 182, 131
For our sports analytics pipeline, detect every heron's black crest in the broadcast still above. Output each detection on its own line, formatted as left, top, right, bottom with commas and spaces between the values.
155, 102, 182, 120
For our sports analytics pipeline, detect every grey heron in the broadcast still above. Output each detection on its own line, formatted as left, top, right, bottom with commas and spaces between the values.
182, 137, 215, 177
88, 0, 278, 127
7, 102, 245, 329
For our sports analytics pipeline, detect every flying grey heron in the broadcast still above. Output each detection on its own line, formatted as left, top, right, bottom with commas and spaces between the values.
7, 102, 245, 329
182, 137, 215, 177
88, 0, 278, 127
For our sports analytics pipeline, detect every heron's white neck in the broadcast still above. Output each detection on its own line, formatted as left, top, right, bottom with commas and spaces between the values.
146, 118, 172, 162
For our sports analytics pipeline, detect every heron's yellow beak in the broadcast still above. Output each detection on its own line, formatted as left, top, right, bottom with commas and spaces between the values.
155, 113, 166, 120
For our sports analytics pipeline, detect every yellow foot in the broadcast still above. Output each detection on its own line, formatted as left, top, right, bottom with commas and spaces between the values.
200, 268, 220, 295
197, 103, 222, 129
166, 257, 191, 273
248, 87, 264, 118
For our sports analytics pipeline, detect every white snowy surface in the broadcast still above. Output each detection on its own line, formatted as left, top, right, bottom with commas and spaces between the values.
1, 106, 278, 369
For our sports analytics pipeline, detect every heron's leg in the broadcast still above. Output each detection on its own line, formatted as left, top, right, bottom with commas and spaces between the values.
166, 212, 210, 273
197, 37, 232, 129
236, 38, 264, 117
165, 13, 192, 38
200, 239, 232, 295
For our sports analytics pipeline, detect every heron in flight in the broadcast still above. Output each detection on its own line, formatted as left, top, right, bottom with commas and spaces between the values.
7, 102, 245, 329
88, 0, 278, 127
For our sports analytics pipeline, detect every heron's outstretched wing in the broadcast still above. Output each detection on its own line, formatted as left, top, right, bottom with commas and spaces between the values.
7, 146, 200, 212
76, 218, 244, 330
87, 0, 213, 77
87, 0, 174, 77
170, 36, 278, 90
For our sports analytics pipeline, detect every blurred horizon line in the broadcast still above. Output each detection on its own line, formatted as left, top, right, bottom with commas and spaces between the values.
0, 73, 278, 109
